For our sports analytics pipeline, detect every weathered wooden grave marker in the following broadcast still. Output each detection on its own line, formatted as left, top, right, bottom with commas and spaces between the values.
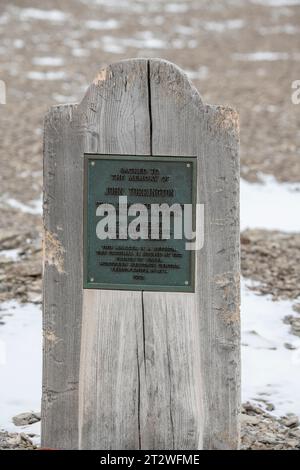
42, 59, 240, 450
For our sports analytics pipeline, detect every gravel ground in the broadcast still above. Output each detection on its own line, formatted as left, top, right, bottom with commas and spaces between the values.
1, 403, 300, 450
0, 0, 300, 451
0, 431, 37, 450
241, 403, 300, 450
241, 229, 300, 301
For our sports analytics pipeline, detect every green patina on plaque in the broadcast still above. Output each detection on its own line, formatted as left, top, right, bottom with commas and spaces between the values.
83, 154, 196, 292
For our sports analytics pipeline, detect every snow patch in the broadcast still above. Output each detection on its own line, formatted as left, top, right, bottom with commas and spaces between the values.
85, 19, 120, 30
186, 66, 209, 80
139, 15, 165, 27
79, 0, 144, 13
233, 51, 290, 61
13, 39, 24, 49
72, 48, 90, 57
100, 38, 125, 54
27, 71, 66, 81
100, 33, 167, 52
98, 31, 198, 53
241, 174, 300, 232
4, 196, 42, 215
0, 13, 10, 25
258, 24, 299, 35
251, 0, 300, 6
164, 3, 189, 13
174, 24, 195, 35
203, 19, 245, 32
52, 93, 78, 104
0, 249, 22, 262
18, 8, 67, 23
32, 57, 64, 67
0, 300, 42, 439
242, 278, 300, 417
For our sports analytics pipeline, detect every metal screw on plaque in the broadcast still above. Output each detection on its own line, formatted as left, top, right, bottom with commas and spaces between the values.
42, 58, 240, 450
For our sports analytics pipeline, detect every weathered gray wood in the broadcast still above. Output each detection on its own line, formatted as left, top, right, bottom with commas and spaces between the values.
43, 58, 240, 450
198, 106, 240, 450
148, 60, 240, 449
42, 103, 84, 449
79, 290, 144, 449
141, 61, 205, 450
43, 60, 151, 449
78, 60, 150, 449
141, 293, 203, 449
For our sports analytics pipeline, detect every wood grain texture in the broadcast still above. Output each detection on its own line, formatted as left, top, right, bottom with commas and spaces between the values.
79, 290, 144, 449
141, 61, 205, 449
43, 58, 240, 450
149, 60, 240, 449
141, 293, 203, 449
42, 103, 84, 449
197, 105, 240, 450
78, 59, 150, 450
43, 60, 150, 449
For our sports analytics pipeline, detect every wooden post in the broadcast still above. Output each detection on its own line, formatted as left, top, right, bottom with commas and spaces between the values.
42, 59, 240, 450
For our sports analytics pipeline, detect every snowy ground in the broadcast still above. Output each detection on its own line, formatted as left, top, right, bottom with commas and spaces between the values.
0, 175, 299, 444
242, 278, 300, 417
241, 175, 300, 233
240, 175, 300, 415
0, 301, 41, 442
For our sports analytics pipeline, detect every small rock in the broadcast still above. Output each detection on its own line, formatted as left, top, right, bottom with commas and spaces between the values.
284, 342, 297, 350
261, 434, 278, 445
281, 415, 299, 428
12, 411, 41, 426
241, 414, 259, 425
12, 260, 41, 278
20, 433, 33, 444
1, 430, 36, 449
243, 402, 264, 415
0, 256, 14, 265
266, 403, 275, 412
293, 303, 300, 314
288, 429, 300, 438
27, 291, 42, 303
286, 439, 299, 447
241, 402, 300, 450
0, 230, 22, 250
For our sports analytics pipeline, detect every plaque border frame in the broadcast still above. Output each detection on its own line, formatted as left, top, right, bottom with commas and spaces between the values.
83, 153, 197, 293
